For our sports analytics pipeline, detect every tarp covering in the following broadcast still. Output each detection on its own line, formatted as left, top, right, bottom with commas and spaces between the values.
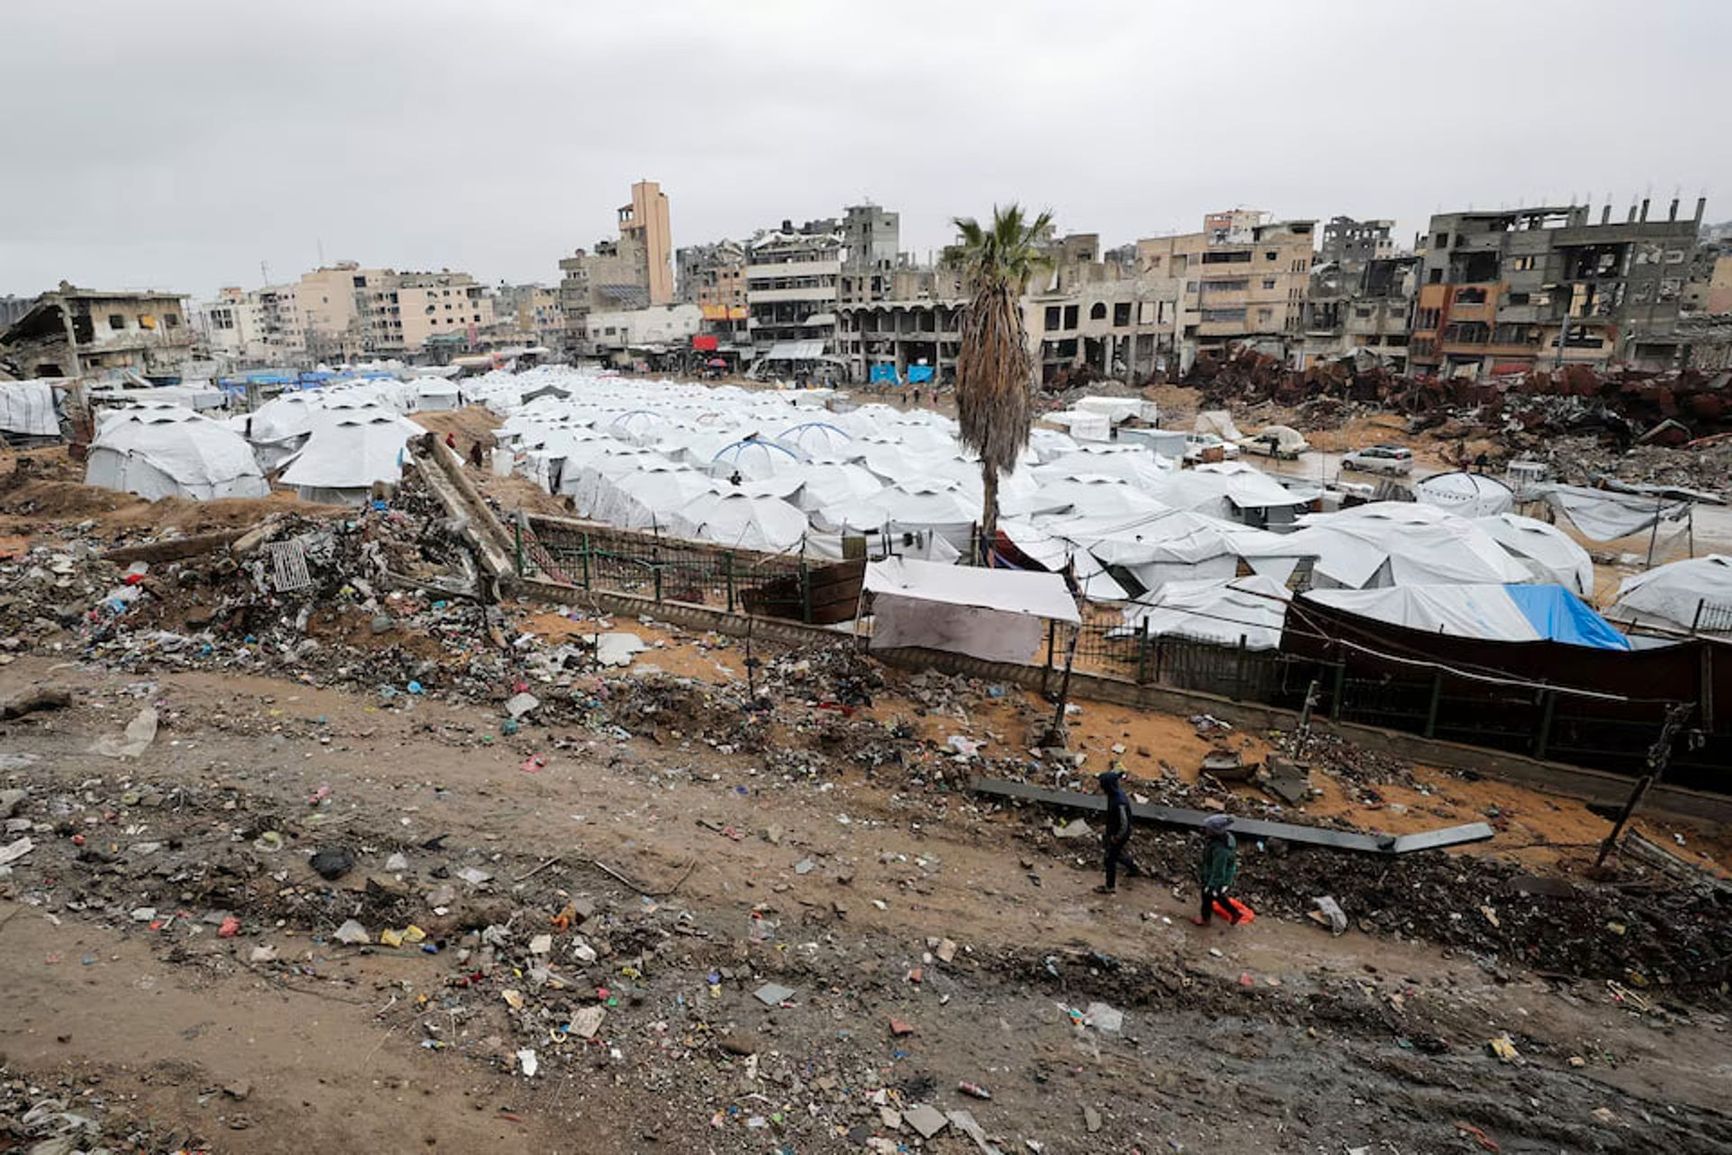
278, 414, 414, 499
1305, 584, 1630, 650
1117, 575, 1291, 650
866, 556, 1079, 663
1248, 503, 1533, 589
1478, 512, 1595, 596
0, 380, 60, 437
1610, 555, 1732, 633
1539, 483, 1693, 542
1193, 410, 1244, 442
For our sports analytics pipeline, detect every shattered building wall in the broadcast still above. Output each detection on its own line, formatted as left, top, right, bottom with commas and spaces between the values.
1410, 199, 1705, 378
0, 284, 192, 379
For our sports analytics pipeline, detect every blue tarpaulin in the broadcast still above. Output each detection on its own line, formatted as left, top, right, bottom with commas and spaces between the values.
1503, 584, 1631, 651
907, 365, 935, 384
869, 364, 899, 384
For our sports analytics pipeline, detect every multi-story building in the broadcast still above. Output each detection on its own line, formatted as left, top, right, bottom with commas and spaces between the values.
199, 287, 260, 360
554, 180, 676, 356
1137, 211, 1316, 367
1319, 217, 1396, 268
619, 180, 674, 307
1408, 198, 1705, 377
295, 262, 389, 362
1704, 253, 1732, 315
745, 220, 842, 365
1299, 256, 1418, 370
677, 241, 748, 310
838, 204, 900, 305
493, 284, 566, 349
0, 283, 192, 379
360, 271, 493, 356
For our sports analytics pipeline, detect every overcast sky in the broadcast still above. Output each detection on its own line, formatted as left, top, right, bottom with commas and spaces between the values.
4, 0, 1726, 300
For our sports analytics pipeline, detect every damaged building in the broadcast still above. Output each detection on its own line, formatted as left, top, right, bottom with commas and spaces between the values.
1409, 198, 1706, 378
0, 282, 193, 379
1300, 255, 1419, 370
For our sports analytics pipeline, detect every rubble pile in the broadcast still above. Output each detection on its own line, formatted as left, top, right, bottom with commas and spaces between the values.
1182, 344, 1732, 473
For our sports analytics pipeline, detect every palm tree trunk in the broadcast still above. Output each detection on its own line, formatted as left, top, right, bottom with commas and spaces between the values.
979, 460, 998, 565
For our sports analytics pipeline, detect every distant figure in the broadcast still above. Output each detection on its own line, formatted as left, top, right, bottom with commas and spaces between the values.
469, 440, 485, 469
1192, 814, 1240, 925
444, 432, 458, 451
728, 469, 743, 488
1095, 767, 1142, 894
913, 387, 922, 406
1474, 451, 1489, 474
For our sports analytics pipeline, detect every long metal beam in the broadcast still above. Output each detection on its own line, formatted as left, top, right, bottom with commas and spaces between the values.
970, 777, 1494, 856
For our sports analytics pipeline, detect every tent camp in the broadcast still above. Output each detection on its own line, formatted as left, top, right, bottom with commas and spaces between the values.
667, 489, 810, 552
1301, 584, 1631, 650
85, 408, 268, 502
864, 555, 1079, 663
1609, 555, 1732, 634
1537, 483, 1693, 542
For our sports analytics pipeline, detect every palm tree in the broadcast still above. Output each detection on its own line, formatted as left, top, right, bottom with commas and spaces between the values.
945, 204, 1053, 563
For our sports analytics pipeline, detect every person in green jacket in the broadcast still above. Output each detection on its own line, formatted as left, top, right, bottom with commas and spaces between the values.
1192, 813, 1241, 925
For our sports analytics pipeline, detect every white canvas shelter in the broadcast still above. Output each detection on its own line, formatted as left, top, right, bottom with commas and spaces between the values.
1478, 513, 1595, 596
85, 407, 267, 502
1117, 575, 1291, 650
1193, 410, 1244, 442
406, 378, 461, 411
1243, 502, 1532, 590
1609, 555, 1732, 634
668, 489, 809, 552
1145, 463, 1313, 523
1413, 471, 1515, 518
1002, 476, 1165, 520
278, 413, 416, 504
821, 481, 981, 546
0, 379, 61, 437
782, 461, 885, 512
1022, 508, 1295, 593
865, 555, 1078, 663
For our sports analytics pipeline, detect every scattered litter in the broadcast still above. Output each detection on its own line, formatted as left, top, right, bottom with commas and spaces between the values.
753, 982, 795, 1007
333, 919, 370, 946
90, 706, 158, 758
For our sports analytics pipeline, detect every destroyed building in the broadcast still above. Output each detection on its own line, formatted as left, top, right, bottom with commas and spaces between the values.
744, 218, 842, 369
1299, 255, 1419, 370
1409, 199, 1706, 378
0, 282, 192, 379
1318, 215, 1396, 268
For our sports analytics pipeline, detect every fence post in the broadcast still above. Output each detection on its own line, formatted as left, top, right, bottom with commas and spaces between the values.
1043, 619, 1056, 695
512, 516, 525, 577
1330, 662, 1345, 722
1424, 671, 1444, 739
654, 562, 663, 603
724, 553, 735, 614
1135, 619, 1150, 684
1232, 635, 1247, 701
799, 559, 812, 624
580, 533, 591, 589
1534, 688, 1556, 760
1154, 635, 1165, 684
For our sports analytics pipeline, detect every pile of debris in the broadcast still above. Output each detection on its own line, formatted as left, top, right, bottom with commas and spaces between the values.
0, 1066, 185, 1154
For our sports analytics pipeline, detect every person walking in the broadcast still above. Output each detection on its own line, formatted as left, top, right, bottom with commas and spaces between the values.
1094, 767, 1141, 894
1192, 814, 1240, 924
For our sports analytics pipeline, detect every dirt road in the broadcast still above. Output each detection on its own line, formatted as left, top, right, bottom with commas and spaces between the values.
2, 655, 1729, 1154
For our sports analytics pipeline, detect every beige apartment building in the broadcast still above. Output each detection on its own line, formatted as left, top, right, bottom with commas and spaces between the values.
295, 262, 392, 360
1137, 210, 1316, 365
368, 272, 493, 354
619, 180, 674, 306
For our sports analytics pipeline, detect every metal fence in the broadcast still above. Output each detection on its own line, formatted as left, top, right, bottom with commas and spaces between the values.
1692, 599, 1732, 635
514, 515, 819, 619
1045, 620, 1299, 703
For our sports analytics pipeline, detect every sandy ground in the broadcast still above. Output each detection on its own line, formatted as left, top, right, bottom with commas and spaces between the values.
2, 632, 1729, 1153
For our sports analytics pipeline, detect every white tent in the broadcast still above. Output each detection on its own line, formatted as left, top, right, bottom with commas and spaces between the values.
995, 518, 1130, 601
865, 555, 1079, 662
668, 489, 809, 552
1413, 471, 1515, 518
1002, 475, 1165, 520
778, 421, 858, 460
0, 380, 61, 437
278, 414, 415, 504
85, 408, 268, 502
1117, 575, 1291, 650
406, 378, 461, 412
783, 461, 885, 513
1034, 507, 1294, 593
604, 466, 720, 531
1538, 483, 1692, 542
1478, 513, 1595, 596
1302, 585, 1631, 650
821, 481, 981, 545
1194, 411, 1244, 442
1145, 463, 1313, 524
1250, 502, 1532, 589
1609, 555, 1732, 634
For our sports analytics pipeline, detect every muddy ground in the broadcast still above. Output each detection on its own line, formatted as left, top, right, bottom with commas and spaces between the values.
2, 644, 1729, 1155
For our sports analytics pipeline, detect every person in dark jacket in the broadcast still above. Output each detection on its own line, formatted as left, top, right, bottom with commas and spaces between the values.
1192, 813, 1240, 924
1095, 767, 1142, 894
